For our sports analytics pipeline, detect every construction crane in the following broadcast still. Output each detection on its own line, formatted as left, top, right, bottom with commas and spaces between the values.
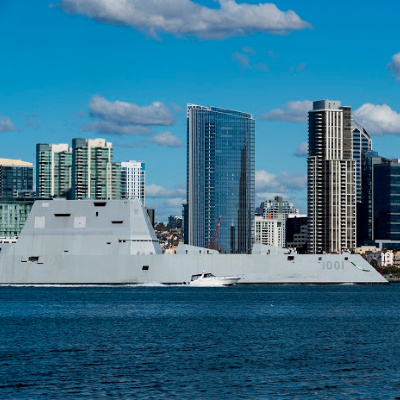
210, 216, 222, 250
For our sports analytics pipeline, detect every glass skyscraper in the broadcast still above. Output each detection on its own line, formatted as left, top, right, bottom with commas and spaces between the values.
187, 104, 255, 254
361, 152, 400, 249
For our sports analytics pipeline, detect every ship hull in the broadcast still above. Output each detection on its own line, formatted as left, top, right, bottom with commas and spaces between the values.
0, 200, 388, 285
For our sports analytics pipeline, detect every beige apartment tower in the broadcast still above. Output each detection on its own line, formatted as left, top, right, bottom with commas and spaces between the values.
307, 100, 356, 253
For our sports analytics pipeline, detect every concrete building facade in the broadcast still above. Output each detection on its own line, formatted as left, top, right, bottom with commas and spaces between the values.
36, 143, 72, 198
120, 160, 145, 204
71, 138, 113, 200
307, 100, 356, 253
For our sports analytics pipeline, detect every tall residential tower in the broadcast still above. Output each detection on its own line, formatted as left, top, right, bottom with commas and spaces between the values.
187, 104, 255, 253
120, 160, 145, 204
308, 100, 356, 253
36, 143, 72, 198
71, 138, 114, 200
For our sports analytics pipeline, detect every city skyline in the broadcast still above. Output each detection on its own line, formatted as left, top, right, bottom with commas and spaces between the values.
1, 1, 400, 220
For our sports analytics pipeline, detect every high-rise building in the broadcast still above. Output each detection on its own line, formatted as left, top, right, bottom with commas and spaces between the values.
352, 119, 372, 203
254, 196, 299, 248
308, 100, 356, 253
0, 159, 34, 198
36, 143, 72, 198
361, 154, 400, 250
187, 104, 255, 253
120, 160, 145, 204
71, 138, 114, 200
0, 198, 37, 237
351, 119, 372, 246
254, 216, 283, 247
286, 214, 308, 253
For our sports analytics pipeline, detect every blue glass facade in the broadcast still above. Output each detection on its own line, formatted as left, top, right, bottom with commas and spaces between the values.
374, 160, 400, 242
0, 165, 34, 198
187, 105, 255, 253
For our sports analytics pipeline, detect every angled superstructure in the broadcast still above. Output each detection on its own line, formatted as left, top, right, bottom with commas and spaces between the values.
0, 199, 387, 285
308, 100, 356, 253
187, 104, 255, 254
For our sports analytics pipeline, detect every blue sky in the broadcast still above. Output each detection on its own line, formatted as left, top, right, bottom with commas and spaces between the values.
1, 0, 400, 220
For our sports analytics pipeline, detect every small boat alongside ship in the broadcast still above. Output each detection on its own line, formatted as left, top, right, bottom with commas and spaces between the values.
189, 272, 241, 286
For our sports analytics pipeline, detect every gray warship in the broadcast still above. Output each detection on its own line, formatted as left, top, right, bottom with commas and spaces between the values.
0, 199, 387, 285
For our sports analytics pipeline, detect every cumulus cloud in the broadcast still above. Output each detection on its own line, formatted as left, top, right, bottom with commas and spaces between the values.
353, 103, 400, 135
0, 116, 16, 132
294, 142, 308, 157
259, 100, 312, 123
84, 95, 175, 135
90, 96, 175, 126
151, 131, 183, 147
389, 52, 400, 81
83, 121, 152, 135
256, 170, 306, 195
165, 197, 186, 207
59, 0, 311, 40
147, 184, 186, 198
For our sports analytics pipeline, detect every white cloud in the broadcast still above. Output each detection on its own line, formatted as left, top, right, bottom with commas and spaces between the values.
151, 131, 183, 148
0, 116, 16, 132
83, 121, 152, 135
147, 184, 186, 198
353, 103, 400, 135
294, 142, 308, 157
89, 96, 175, 126
255, 169, 306, 194
259, 100, 312, 123
85, 95, 175, 135
389, 52, 400, 81
164, 197, 186, 207
59, 0, 311, 40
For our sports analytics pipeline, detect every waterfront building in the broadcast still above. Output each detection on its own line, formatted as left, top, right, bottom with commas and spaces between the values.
372, 157, 400, 250
71, 138, 114, 200
187, 104, 255, 253
36, 143, 72, 198
146, 209, 155, 228
286, 214, 308, 253
255, 197, 299, 248
254, 216, 283, 247
307, 100, 356, 253
168, 215, 183, 230
352, 119, 372, 202
0, 159, 34, 198
120, 160, 145, 204
0, 198, 36, 236
365, 250, 394, 267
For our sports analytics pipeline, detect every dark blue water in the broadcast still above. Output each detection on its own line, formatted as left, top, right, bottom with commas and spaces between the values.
1, 285, 400, 399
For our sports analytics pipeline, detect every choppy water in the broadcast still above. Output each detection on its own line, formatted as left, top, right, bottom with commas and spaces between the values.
1, 285, 400, 399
